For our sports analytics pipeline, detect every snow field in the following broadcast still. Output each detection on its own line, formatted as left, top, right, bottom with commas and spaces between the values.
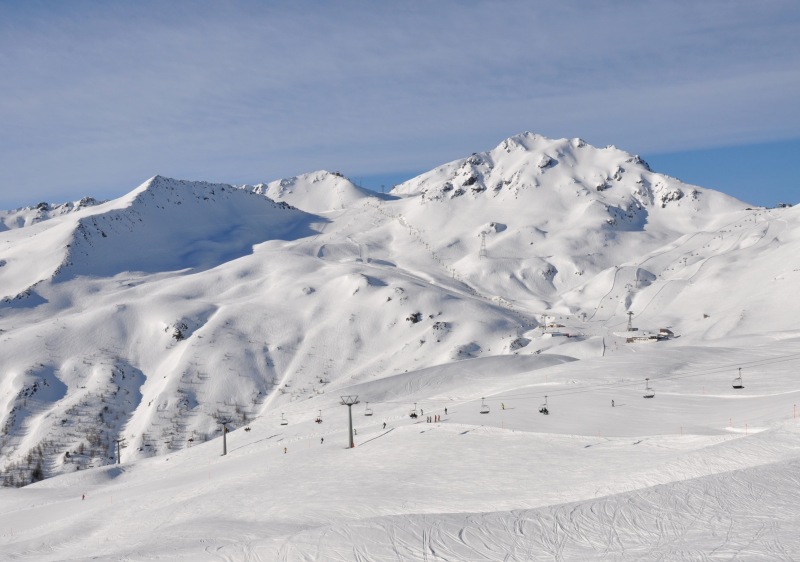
3, 336, 800, 559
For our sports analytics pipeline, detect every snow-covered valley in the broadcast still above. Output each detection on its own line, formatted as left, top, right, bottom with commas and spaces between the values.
1, 132, 799, 560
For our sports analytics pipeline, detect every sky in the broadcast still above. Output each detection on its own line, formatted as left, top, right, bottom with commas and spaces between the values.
0, 0, 798, 210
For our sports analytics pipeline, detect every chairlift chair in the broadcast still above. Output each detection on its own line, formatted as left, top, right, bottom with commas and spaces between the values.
364, 402, 373, 416
409, 402, 418, 419
643, 378, 655, 399
732, 367, 744, 389
480, 397, 490, 414
539, 395, 549, 415
315, 410, 323, 424
280, 413, 288, 426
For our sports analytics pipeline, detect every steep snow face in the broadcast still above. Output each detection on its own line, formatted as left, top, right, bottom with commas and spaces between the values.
0, 176, 314, 300
59, 176, 314, 278
250, 170, 390, 214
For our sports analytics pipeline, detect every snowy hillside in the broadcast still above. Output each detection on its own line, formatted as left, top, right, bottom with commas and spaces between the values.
390, 133, 745, 309
2, 132, 800, 560
250, 170, 393, 213
0, 196, 101, 232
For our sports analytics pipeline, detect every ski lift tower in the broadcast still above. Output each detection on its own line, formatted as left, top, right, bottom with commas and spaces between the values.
627, 311, 634, 332
219, 418, 232, 456
340, 395, 360, 449
115, 438, 125, 464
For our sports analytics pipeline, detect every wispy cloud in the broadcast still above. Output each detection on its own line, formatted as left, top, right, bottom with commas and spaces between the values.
0, 0, 798, 207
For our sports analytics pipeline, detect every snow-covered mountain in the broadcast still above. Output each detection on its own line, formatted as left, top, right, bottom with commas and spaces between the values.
250, 169, 392, 213
0, 196, 102, 232
2, 132, 800, 560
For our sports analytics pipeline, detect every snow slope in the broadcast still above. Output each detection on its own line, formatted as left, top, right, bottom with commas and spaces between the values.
0, 175, 313, 302
251, 170, 392, 214
0, 197, 101, 232
2, 339, 800, 560
1, 132, 799, 559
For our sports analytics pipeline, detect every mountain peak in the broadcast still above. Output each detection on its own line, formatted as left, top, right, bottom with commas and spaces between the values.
391, 133, 736, 215
251, 170, 388, 213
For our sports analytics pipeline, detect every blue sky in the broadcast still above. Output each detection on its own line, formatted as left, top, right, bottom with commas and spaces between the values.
0, 1, 798, 209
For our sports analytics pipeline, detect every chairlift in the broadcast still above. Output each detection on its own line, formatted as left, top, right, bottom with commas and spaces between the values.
280, 413, 288, 426
539, 395, 549, 415
480, 397, 490, 414
315, 410, 323, 424
364, 402, 373, 416
409, 402, 418, 419
643, 378, 655, 399
732, 367, 744, 389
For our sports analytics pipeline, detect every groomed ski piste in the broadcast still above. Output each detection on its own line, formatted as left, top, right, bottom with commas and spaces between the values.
3, 342, 800, 560
1, 133, 800, 560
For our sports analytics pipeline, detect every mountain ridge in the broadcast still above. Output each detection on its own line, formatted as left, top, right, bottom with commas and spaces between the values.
0, 132, 793, 491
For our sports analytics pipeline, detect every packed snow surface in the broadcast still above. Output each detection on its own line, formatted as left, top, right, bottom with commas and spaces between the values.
1, 133, 800, 560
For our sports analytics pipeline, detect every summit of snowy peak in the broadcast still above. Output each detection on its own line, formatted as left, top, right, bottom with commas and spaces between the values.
492, 132, 596, 157
124, 175, 245, 204
390, 133, 745, 223
57, 175, 314, 278
392, 132, 614, 198
251, 170, 389, 214
0, 175, 315, 299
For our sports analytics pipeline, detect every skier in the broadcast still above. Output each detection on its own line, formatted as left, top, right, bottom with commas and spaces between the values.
320, 437, 324, 444
444, 408, 448, 415
284, 447, 287, 454
611, 399, 615, 407
502, 403, 505, 410
383, 422, 386, 429
81, 494, 85, 501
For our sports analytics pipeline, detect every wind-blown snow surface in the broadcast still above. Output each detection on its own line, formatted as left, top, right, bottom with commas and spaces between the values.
2, 133, 800, 559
